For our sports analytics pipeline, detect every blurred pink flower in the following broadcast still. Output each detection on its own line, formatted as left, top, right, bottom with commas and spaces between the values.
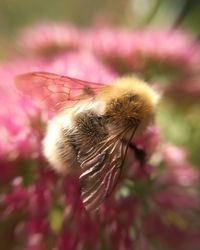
18, 22, 81, 58
25, 234, 45, 250
0, 59, 49, 160
163, 144, 187, 163
166, 77, 200, 101
85, 27, 200, 76
47, 51, 118, 82
161, 144, 198, 187
144, 213, 200, 250
138, 143, 200, 249
3, 177, 29, 215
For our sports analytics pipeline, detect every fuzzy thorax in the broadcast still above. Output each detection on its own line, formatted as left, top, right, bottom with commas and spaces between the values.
102, 76, 160, 128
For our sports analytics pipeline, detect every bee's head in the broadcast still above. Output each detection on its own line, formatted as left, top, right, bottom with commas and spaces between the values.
104, 76, 160, 129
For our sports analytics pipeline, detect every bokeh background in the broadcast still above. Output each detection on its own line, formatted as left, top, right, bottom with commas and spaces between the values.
0, 0, 200, 249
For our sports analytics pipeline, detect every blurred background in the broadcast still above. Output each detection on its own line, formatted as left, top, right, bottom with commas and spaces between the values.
0, 0, 200, 32
0, 0, 200, 249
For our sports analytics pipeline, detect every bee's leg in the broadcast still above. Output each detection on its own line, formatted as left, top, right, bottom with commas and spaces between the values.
127, 142, 146, 166
122, 139, 146, 166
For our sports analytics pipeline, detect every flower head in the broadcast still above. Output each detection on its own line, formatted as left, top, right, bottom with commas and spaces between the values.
18, 22, 81, 58
85, 27, 200, 77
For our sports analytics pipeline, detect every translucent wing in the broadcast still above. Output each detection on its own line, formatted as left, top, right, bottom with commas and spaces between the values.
78, 126, 138, 211
15, 72, 105, 112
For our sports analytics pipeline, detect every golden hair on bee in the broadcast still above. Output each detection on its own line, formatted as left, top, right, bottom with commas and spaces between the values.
100, 76, 160, 133
15, 72, 160, 211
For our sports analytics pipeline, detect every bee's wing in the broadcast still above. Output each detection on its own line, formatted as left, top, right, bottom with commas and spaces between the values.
78, 126, 137, 211
15, 72, 105, 112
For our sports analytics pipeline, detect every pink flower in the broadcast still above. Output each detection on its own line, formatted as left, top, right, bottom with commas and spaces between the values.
166, 77, 200, 101
18, 22, 81, 58
85, 27, 200, 76
0, 161, 17, 185
163, 144, 187, 163
25, 234, 45, 250
0, 59, 49, 159
154, 189, 199, 214
144, 213, 200, 250
161, 145, 198, 187
47, 51, 118, 82
3, 177, 29, 215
